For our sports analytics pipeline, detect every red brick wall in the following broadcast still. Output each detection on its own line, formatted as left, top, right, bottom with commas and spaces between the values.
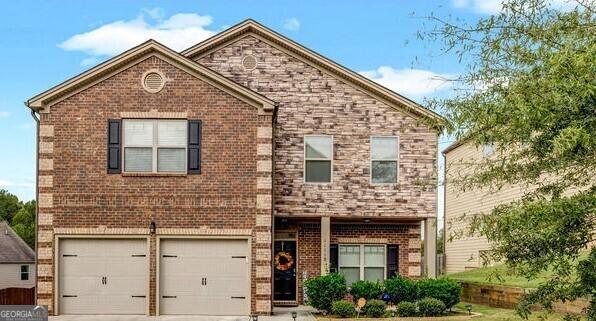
294, 222, 421, 304
36, 56, 272, 315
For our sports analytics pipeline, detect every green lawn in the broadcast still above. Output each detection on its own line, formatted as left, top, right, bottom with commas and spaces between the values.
453, 302, 566, 321
447, 265, 550, 288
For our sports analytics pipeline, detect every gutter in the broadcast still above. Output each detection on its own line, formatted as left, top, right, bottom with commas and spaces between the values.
28, 105, 39, 305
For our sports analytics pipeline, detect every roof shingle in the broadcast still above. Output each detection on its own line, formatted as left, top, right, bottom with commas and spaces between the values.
0, 221, 35, 263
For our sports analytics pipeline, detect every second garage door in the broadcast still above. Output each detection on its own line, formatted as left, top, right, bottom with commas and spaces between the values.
159, 239, 249, 315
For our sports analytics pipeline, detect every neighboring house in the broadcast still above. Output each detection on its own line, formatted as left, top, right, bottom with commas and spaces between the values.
443, 141, 532, 273
0, 221, 35, 289
26, 20, 441, 316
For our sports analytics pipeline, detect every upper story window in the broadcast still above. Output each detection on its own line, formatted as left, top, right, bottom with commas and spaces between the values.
339, 244, 386, 285
370, 136, 399, 184
123, 120, 187, 173
20, 265, 29, 281
304, 135, 333, 183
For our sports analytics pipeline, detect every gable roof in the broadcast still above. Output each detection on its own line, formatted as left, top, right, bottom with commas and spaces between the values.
26, 40, 275, 113
0, 221, 34, 263
182, 19, 445, 129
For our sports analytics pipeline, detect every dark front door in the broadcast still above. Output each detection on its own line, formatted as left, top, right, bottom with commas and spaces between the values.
273, 240, 297, 301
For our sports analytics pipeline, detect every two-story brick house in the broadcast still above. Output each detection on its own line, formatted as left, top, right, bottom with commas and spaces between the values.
26, 20, 441, 316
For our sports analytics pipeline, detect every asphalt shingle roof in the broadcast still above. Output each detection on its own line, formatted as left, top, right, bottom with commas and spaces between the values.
0, 221, 34, 263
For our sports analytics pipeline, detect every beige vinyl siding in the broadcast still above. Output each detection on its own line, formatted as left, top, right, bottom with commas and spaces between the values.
0, 264, 36, 289
444, 143, 532, 273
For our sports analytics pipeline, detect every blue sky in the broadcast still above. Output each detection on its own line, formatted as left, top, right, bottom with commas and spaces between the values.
0, 1, 502, 223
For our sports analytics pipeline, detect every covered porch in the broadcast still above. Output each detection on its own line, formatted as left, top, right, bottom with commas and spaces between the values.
272, 216, 437, 306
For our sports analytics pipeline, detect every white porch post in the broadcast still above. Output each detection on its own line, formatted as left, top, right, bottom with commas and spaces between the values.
320, 216, 331, 275
424, 218, 437, 278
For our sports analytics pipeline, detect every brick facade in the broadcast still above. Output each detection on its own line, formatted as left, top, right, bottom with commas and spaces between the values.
196, 35, 438, 220
35, 55, 273, 315
32, 21, 439, 316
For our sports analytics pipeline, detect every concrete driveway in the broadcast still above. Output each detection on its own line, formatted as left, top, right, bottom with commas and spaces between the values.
49, 307, 316, 321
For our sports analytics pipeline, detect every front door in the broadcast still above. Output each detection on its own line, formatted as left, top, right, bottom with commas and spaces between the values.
273, 240, 297, 301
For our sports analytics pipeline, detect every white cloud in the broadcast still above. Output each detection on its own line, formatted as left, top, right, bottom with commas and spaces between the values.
360, 66, 454, 98
452, 0, 579, 14
0, 180, 13, 187
0, 111, 9, 119
282, 18, 300, 31
59, 11, 216, 61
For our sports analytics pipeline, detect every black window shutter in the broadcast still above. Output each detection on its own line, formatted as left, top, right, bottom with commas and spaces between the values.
387, 244, 399, 278
188, 120, 202, 174
329, 244, 338, 274
107, 119, 121, 174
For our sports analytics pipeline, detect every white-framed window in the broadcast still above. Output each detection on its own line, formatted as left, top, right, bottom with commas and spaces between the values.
482, 143, 495, 158
20, 265, 29, 281
123, 119, 187, 173
338, 244, 386, 285
370, 136, 399, 184
304, 135, 333, 183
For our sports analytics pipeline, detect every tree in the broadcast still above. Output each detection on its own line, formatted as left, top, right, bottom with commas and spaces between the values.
11, 200, 36, 248
0, 189, 21, 223
421, 0, 595, 318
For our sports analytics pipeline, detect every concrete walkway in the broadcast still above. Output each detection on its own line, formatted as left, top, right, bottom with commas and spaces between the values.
49, 306, 316, 321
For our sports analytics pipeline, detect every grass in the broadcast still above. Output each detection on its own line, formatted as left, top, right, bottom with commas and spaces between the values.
314, 302, 568, 321
447, 265, 550, 288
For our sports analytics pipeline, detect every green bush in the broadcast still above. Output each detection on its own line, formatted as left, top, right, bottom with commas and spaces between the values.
349, 280, 384, 302
385, 275, 418, 303
304, 273, 348, 312
331, 300, 356, 318
417, 297, 446, 316
396, 301, 417, 317
417, 278, 462, 309
364, 299, 386, 318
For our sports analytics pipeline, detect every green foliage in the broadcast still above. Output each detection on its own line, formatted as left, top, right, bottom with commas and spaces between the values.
417, 278, 462, 309
304, 273, 348, 312
421, 0, 596, 318
417, 298, 446, 316
0, 189, 21, 223
330, 300, 356, 318
396, 301, 418, 317
364, 299, 386, 318
385, 275, 418, 303
349, 280, 384, 303
11, 200, 36, 248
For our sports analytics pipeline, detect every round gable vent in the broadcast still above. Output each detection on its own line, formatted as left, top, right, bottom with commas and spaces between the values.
142, 70, 165, 93
242, 55, 258, 71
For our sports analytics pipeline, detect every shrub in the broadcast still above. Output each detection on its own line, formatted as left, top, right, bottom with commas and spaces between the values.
396, 301, 417, 317
364, 299, 386, 318
385, 275, 418, 303
304, 273, 348, 312
350, 280, 384, 302
417, 278, 462, 309
331, 300, 356, 318
417, 297, 446, 316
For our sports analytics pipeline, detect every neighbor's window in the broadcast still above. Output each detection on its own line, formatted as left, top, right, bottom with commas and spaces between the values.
304, 136, 333, 183
371, 136, 398, 184
339, 244, 385, 285
123, 120, 187, 173
20, 265, 29, 281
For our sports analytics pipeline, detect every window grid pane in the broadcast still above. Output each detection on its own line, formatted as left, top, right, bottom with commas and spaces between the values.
364, 245, 385, 267
305, 160, 331, 182
371, 161, 398, 183
124, 120, 153, 146
158, 148, 186, 172
364, 267, 384, 282
340, 267, 360, 285
158, 121, 186, 146
371, 137, 398, 160
124, 147, 153, 172
339, 245, 360, 267
305, 136, 332, 159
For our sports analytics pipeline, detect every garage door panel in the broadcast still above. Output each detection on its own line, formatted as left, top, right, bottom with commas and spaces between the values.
59, 239, 147, 315
160, 239, 249, 315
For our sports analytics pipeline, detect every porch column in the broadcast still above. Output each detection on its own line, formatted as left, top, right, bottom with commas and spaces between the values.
424, 218, 437, 278
320, 216, 330, 275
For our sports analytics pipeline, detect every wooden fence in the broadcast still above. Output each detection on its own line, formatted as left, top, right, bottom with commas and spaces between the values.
0, 287, 35, 305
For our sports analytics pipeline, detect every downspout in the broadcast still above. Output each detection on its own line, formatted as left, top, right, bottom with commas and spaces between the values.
270, 103, 278, 312
28, 105, 40, 305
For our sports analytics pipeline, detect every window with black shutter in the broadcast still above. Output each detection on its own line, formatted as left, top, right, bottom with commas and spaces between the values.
187, 120, 202, 174
386, 244, 399, 278
329, 244, 338, 274
107, 119, 121, 173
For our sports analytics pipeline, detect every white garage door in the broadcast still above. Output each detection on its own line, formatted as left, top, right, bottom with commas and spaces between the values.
59, 239, 148, 315
159, 239, 249, 315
